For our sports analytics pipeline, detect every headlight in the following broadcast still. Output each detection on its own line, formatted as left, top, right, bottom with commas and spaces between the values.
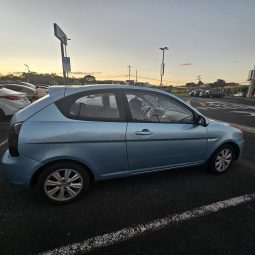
233, 129, 243, 141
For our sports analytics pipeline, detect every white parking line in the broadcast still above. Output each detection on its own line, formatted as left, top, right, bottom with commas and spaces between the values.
40, 193, 255, 255
0, 139, 7, 148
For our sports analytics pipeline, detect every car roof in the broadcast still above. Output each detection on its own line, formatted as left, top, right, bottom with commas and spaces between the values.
3, 83, 35, 90
62, 84, 167, 94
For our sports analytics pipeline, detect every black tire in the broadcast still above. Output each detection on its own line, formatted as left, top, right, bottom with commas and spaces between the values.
0, 109, 5, 121
36, 162, 90, 205
209, 144, 235, 174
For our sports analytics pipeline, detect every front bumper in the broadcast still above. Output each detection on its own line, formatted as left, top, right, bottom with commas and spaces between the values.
1, 150, 42, 188
236, 139, 245, 160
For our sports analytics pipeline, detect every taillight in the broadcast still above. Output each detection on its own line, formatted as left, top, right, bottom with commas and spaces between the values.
8, 123, 22, 157
0, 95, 22, 100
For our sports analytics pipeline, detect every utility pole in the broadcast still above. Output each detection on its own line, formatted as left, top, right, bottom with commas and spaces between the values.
136, 69, 138, 85
128, 65, 131, 84
197, 75, 202, 87
159, 47, 168, 87
60, 42, 67, 83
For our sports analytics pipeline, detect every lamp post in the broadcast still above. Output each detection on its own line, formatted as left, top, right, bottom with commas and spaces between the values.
24, 64, 30, 82
159, 47, 168, 87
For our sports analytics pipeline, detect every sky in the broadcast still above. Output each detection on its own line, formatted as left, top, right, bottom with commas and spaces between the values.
1, 0, 255, 86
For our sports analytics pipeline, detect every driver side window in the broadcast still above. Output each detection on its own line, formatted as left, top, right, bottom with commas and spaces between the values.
125, 91, 194, 123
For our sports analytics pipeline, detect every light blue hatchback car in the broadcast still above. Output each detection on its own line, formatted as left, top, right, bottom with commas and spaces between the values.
1, 85, 244, 204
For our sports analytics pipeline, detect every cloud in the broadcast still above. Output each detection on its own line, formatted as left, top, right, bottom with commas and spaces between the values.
180, 63, 192, 66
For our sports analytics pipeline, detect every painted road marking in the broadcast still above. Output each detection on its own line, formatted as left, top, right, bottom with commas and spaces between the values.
40, 193, 255, 255
0, 139, 7, 148
198, 101, 206, 107
230, 111, 255, 117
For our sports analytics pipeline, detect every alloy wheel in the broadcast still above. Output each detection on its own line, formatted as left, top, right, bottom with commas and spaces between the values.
44, 168, 83, 202
215, 148, 232, 172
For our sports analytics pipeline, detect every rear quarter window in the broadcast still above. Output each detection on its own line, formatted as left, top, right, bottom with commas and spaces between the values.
55, 90, 125, 122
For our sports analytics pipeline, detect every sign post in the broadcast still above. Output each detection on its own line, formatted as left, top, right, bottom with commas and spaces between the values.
53, 23, 71, 84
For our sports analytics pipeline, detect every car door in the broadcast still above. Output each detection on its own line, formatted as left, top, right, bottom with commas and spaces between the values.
123, 89, 208, 172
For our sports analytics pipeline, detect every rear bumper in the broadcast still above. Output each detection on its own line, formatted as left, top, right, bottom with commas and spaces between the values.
1, 150, 42, 188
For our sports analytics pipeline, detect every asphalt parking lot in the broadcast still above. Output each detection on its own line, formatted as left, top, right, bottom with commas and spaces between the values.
0, 97, 255, 255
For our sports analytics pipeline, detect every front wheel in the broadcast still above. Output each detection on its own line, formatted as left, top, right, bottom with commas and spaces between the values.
37, 162, 90, 205
209, 145, 234, 174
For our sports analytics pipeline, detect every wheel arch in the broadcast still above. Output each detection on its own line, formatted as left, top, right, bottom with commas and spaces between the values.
30, 159, 95, 188
210, 141, 240, 161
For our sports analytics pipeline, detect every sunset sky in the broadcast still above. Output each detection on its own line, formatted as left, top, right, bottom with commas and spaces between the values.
1, 0, 255, 86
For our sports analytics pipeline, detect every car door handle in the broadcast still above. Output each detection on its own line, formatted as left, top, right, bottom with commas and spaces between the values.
135, 129, 154, 136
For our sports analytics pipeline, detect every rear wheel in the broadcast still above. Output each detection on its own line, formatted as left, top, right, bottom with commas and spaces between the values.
37, 162, 90, 205
209, 144, 234, 174
0, 109, 5, 121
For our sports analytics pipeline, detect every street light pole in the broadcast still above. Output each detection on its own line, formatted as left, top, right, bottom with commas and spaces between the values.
159, 47, 168, 87
24, 64, 30, 82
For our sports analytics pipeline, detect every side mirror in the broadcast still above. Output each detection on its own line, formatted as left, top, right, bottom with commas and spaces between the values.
197, 115, 208, 127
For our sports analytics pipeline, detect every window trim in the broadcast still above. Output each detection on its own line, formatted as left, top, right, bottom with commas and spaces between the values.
121, 88, 197, 124
55, 89, 127, 122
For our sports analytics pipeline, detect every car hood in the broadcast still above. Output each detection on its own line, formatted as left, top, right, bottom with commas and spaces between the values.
208, 118, 230, 127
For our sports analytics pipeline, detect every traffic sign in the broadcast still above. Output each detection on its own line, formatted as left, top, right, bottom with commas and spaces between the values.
54, 23, 67, 45
63, 57, 71, 72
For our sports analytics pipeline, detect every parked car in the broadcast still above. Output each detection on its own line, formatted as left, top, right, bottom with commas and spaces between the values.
234, 92, 246, 97
1, 85, 244, 204
2, 84, 35, 101
2, 83, 47, 101
188, 90, 195, 96
0, 87, 30, 120
19, 81, 36, 89
199, 90, 208, 97
189, 90, 201, 97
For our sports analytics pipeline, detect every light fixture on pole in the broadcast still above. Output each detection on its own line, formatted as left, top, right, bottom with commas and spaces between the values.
24, 64, 30, 72
159, 47, 168, 87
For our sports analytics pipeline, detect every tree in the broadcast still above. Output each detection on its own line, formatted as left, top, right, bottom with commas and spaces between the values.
212, 79, 225, 88
83, 75, 96, 84
197, 80, 204, 86
185, 82, 197, 88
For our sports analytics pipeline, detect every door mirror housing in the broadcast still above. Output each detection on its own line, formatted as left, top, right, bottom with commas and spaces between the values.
196, 115, 208, 127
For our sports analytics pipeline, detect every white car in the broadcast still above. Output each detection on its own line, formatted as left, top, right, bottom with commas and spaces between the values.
234, 92, 246, 97
0, 87, 30, 120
